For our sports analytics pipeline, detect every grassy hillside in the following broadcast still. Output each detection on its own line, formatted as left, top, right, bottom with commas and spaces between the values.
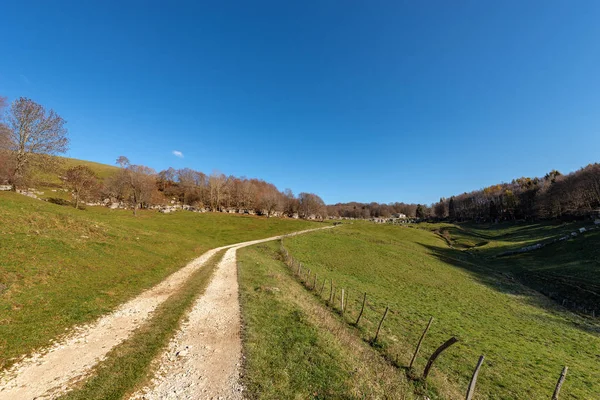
0, 191, 318, 369
267, 222, 600, 399
238, 242, 415, 399
423, 221, 600, 314
33, 156, 120, 187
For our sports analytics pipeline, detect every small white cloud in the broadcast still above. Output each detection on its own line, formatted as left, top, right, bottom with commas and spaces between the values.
172, 150, 184, 158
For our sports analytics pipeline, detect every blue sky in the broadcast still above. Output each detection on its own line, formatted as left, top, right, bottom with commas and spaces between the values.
1, 1, 599, 204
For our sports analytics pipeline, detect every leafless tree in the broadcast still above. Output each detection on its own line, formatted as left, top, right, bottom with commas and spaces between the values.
0, 96, 10, 150
5, 97, 68, 190
299, 192, 327, 219
434, 199, 447, 219
283, 188, 299, 216
208, 171, 226, 211
127, 165, 157, 215
0, 97, 12, 183
108, 157, 157, 215
116, 156, 130, 168
260, 184, 283, 217
62, 165, 100, 209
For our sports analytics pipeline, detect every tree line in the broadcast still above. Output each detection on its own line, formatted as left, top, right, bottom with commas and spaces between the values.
0, 96, 328, 217
105, 157, 328, 218
429, 167, 600, 222
326, 202, 419, 219
2, 96, 598, 222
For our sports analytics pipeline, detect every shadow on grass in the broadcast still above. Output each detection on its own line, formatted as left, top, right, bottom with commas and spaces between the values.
419, 241, 600, 337
440, 221, 589, 252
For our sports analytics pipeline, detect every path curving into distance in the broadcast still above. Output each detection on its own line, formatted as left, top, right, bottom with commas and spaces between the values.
0, 226, 332, 400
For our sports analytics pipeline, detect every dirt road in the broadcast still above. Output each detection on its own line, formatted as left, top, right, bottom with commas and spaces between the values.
0, 227, 331, 399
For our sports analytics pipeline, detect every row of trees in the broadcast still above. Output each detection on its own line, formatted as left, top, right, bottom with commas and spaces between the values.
2, 96, 598, 222
108, 158, 328, 218
429, 166, 600, 222
326, 202, 419, 219
36, 156, 330, 219
0, 96, 327, 218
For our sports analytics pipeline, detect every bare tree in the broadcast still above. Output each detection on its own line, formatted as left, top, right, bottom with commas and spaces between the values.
299, 192, 327, 219
108, 157, 157, 215
260, 185, 283, 217
127, 165, 157, 215
434, 199, 447, 219
116, 156, 130, 168
208, 171, 226, 211
0, 97, 12, 183
62, 165, 100, 209
0, 96, 10, 150
283, 188, 299, 216
5, 97, 68, 190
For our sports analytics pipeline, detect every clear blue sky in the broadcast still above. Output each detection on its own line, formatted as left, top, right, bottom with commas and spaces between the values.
1, 1, 599, 205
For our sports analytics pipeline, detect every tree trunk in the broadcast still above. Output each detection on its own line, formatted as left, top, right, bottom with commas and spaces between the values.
12, 151, 27, 191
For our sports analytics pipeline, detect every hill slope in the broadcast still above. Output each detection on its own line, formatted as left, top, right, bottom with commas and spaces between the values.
242, 222, 600, 399
0, 191, 317, 369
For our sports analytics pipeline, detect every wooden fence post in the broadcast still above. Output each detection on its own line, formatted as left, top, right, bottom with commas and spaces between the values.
345, 288, 350, 314
465, 355, 485, 400
320, 279, 326, 296
307, 269, 311, 284
332, 288, 337, 306
329, 280, 334, 303
374, 306, 389, 342
355, 292, 367, 326
552, 366, 568, 400
313, 273, 317, 290
422, 337, 459, 380
409, 316, 434, 368
341, 289, 345, 316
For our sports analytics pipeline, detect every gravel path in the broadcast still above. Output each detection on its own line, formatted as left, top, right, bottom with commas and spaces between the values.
130, 227, 333, 400
0, 227, 331, 400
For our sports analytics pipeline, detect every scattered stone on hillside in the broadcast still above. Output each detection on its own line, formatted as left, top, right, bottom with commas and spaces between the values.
17, 189, 39, 199
0, 185, 11, 191
579, 227, 587, 233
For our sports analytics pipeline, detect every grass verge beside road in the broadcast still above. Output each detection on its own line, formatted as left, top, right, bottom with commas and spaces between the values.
0, 191, 317, 369
238, 242, 415, 399
59, 250, 226, 400
281, 222, 600, 399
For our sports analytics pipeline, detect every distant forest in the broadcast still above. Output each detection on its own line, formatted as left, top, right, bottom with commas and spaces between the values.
1, 97, 598, 221
332, 164, 600, 222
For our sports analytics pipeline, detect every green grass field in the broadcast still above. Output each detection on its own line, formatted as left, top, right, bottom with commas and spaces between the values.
238, 242, 415, 399
422, 221, 600, 315
24, 156, 120, 202
0, 191, 317, 369
253, 222, 600, 399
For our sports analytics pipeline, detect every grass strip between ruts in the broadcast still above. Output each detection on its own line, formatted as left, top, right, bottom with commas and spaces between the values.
58, 249, 226, 400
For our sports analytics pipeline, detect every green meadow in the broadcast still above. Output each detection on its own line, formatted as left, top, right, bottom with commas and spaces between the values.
240, 222, 600, 399
0, 191, 317, 369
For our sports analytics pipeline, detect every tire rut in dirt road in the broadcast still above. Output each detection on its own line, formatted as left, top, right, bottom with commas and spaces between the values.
0, 248, 224, 400
130, 226, 334, 400
130, 246, 243, 400
0, 226, 332, 400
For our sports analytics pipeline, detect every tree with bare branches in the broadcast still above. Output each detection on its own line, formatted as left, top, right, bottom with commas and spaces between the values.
5, 97, 69, 190
63, 165, 100, 209
107, 157, 157, 215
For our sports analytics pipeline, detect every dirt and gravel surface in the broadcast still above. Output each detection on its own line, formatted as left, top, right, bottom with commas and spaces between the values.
0, 227, 331, 400
131, 227, 333, 400
130, 246, 244, 400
